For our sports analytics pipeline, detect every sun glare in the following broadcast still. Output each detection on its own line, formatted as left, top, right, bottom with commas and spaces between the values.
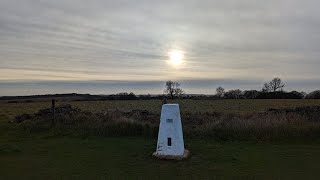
168, 50, 184, 67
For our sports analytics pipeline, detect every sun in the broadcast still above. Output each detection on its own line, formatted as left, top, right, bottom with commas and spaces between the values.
168, 50, 184, 67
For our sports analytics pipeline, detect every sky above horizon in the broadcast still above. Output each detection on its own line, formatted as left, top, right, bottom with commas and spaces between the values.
1, 0, 320, 95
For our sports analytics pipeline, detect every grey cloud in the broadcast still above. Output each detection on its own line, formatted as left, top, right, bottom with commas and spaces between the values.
0, 0, 320, 95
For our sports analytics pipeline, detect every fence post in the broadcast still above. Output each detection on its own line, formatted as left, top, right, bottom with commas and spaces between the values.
52, 99, 55, 125
162, 98, 167, 105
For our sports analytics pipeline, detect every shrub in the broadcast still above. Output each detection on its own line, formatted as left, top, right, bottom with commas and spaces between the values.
306, 90, 320, 99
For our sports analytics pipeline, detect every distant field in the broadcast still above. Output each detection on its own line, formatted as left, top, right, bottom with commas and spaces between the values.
2, 99, 320, 119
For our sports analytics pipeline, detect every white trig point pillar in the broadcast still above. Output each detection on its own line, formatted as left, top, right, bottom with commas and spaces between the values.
153, 104, 189, 160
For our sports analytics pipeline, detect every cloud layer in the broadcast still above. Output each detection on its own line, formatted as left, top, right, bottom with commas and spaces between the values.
0, 0, 319, 94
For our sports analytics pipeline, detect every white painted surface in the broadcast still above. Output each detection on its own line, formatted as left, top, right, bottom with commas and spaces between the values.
155, 104, 185, 156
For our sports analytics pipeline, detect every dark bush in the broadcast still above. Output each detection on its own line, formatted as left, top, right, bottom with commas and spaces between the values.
256, 91, 304, 99
7, 101, 18, 103
15, 114, 32, 123
243, 90, 260, 99
306, 90, 320, 99
224, 89, 243, 99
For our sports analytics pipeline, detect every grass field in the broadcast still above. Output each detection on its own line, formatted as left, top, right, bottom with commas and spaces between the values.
2, 99, 320, 118
1, 99, 320, 179
1, 135, 320, 179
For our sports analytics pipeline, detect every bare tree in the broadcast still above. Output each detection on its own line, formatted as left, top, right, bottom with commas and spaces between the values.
262, 77, 285, 92
165, 81, 175, 99
164, 80, 184, 99
270, 77, 285, 92
174, 87, 184, 98
262, 83, 271, 92
216, 86, 225, 98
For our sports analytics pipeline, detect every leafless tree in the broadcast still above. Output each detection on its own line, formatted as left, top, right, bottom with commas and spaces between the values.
262, 77, 285, 92
164, 80, 184, 99
216, 86, 225, 98
270, 77, 285, 92
174, 87, 184, 98
262, 83, 271, 92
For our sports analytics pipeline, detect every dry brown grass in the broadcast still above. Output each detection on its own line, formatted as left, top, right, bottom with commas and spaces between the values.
13, 104, 320, 141
3, 99, 320, 119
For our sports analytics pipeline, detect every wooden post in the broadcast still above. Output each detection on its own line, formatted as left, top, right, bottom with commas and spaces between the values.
162, 98, 167, 105
51, 99, 55, 125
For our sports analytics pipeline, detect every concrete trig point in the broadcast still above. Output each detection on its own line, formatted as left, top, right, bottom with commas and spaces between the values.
153, 104, 190, 160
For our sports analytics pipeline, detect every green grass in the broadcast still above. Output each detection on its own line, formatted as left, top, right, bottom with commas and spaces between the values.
1, 136, 320, 179
2, 99, 320, 179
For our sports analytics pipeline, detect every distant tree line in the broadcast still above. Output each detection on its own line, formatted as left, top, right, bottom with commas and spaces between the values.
214, 77, 319, 99
219, 90, 307, 99
105, 88, 320, 100
107, 92, 137, 100
2, 78, 320, 102
162, 78, 320, 100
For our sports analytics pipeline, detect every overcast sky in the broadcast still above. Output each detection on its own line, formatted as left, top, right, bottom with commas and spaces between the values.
0, 0, 319, 95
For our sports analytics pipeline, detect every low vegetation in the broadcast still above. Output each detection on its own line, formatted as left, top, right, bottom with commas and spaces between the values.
3, 99, 320, 118
10, 102, 320, 141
